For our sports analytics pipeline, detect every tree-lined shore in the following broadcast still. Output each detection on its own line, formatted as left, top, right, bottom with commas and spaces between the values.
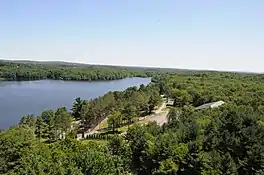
0, 60, 156, 81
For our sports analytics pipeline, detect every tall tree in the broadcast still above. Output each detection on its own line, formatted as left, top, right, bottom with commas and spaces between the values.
19, 114, 36, 128
35, 116, 45, 140
54, 107, 73, 139
72, 97, 87, 120
148, 90, 161, 114
40, 110, 55, 139
123, 104, 137, 125
108, 111, 123, 132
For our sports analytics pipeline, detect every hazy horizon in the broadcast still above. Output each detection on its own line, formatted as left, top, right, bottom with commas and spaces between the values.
1, 1, 263, 72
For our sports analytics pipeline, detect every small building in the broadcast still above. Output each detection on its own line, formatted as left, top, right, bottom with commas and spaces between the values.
167, 98, 174, 106
195, 101, 225, 110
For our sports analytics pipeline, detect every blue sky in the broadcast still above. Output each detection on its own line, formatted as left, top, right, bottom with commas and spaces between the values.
0, 0, 263, 72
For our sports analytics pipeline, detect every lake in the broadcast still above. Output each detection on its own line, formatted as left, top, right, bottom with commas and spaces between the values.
0, 77, 151, 129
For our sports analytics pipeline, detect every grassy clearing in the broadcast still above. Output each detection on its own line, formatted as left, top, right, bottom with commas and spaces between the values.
40, 138, 48, 142
98, 118, 108, 129
117, 125, 131, 132
81, 139, 108, 146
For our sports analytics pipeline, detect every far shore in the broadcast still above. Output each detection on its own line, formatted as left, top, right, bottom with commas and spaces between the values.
0, 76, 150, 82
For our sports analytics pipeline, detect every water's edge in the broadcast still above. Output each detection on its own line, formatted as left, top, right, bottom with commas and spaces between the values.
0, 77, 151, 129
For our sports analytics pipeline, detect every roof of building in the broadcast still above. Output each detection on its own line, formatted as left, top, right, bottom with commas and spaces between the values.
195, 100, 225, 110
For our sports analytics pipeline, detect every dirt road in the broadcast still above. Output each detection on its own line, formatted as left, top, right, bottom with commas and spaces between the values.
154, 102, 167, 114
138, 102, 169, 126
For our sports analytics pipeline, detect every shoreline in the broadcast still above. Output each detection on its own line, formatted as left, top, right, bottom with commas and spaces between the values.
0, 77, 152, 130
0, 76, 150, 82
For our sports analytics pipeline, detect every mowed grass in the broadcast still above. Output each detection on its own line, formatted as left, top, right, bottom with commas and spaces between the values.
98, 117, 108, 129
117, 121, 145, 132
81, 139, 109, 146
117, 125, 130, 132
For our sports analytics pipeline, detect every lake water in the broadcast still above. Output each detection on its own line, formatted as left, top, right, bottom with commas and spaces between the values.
0, 77, 151, 129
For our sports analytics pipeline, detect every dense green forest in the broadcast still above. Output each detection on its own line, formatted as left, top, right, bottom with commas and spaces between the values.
0, 60, 157, 81
2, 71, 264, 174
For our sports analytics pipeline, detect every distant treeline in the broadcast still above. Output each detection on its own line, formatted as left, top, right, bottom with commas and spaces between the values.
0, 60, 159, 81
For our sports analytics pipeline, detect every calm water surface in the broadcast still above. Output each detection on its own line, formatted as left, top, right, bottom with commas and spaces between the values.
0, 77, 151, 129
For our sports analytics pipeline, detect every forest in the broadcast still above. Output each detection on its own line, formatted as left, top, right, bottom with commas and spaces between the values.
0, 60, 157, 81
1, 70, 264, 174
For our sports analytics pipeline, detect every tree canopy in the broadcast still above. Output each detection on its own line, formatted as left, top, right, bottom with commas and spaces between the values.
2, 70, 264, 174
0, 60, 159, 81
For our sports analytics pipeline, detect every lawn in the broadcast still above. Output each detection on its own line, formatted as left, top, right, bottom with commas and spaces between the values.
117, 125, 131, 132
97, 117, 108, 130
81, 139, 109, 146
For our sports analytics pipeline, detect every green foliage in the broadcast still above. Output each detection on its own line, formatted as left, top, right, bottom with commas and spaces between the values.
171, 89, 193, 107
0, 131, 128, 175
148, 90, 161, 113
18, 107, 76, 141
167, 108, 180, 123
40, 110, 55, 139
35, 116, 44, 140
0, 125, 35, 174
108, 135, 132, 171
54, 107, 73, 139
123, 103, 137, 124
0, 60, 153, 81
72, 97, 87, 120
79, 84, 161, 132
19, 114, 36, 128
153, 158, 178, 175
108, 111, 123, 132
3, 70, 264, 174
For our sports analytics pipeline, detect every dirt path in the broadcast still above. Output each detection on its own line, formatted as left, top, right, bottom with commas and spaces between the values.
138, 102, 169, 126
150, 111, 169, 126
138, 111, 169, 126
154, 102, 167, 114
